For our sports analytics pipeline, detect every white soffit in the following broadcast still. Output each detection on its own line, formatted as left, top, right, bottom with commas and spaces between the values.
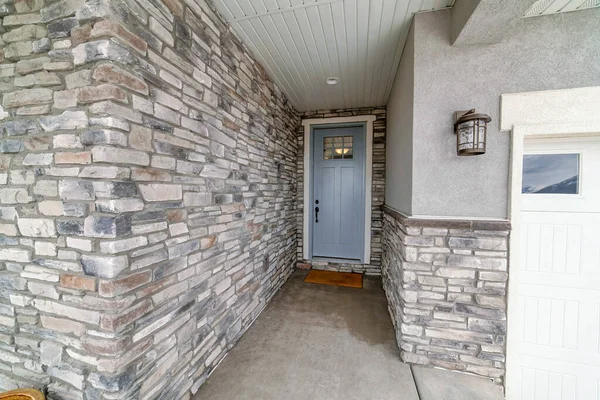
524, 0, 600, 17
212, 0, 455, 111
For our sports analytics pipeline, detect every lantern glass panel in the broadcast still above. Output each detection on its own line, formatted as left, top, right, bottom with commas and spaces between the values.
477, 124, 486, 149
457, 120, 475, 151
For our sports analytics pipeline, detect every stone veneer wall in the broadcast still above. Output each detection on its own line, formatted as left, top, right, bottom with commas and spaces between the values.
296, 108, 385, 275
0, 0, 299, 398
381, 205, 510, 383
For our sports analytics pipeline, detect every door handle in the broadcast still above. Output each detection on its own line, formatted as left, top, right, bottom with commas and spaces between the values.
315, 206, 319, 223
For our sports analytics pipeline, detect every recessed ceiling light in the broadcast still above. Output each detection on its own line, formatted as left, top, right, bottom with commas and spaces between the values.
326, 77, 339, 85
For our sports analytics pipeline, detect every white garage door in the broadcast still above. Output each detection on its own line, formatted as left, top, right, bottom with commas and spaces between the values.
508, 137, 600, 400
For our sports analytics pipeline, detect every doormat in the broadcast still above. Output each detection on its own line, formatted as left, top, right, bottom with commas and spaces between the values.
304, 270, 362, 289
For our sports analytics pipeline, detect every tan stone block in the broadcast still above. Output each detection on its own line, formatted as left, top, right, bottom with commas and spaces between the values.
65, 70, 92, 89
15, 0, 45, 12
100, 299, 152, 331
89, 100, 142, 123
2, 25, 47, 42
3, 13, 41, 26
4, 41, 33, 60
139, 184, 182, 202
40, 315, 85, 336
166, 209, 186, 223
91, 19, 147, 54
3, 88, 52, 108
14, 71, 61, 87
131, 167, 171, 182
163, 0, 183, 16
129, 125, 153, 151
71, 24, 92, 46
60, 274, 96, 291
16, 104, 51, 116
77, 84, 128, 104
53, 89, 78, 109
43, 61, 73, 71
82, 334, 131, 356
55, 151, 92, 165
92, 146, 149, 166
99, 270, 152, 297
200, 234, 217, 250
92, 63, 148, 94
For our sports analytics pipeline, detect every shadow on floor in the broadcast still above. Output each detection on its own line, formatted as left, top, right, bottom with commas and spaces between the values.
194, 269, 504, 400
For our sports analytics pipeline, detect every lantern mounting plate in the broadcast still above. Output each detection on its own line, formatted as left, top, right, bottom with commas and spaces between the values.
453, 109, 476, 126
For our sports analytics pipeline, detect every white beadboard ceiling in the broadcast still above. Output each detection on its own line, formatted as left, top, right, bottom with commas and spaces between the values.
524, 0, 600, 17
212, 0, 455, 111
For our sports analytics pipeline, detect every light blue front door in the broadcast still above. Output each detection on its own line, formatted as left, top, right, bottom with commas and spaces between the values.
312, 125, 365, 260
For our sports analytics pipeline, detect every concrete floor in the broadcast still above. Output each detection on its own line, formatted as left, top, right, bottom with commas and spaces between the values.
194, 270, 504, 400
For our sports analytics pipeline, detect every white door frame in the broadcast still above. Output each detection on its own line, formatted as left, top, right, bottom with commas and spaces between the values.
501, 86, 600, 399
302, 115, 376, 263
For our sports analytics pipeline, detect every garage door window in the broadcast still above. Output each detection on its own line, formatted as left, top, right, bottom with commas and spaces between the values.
522, 153, 579, 194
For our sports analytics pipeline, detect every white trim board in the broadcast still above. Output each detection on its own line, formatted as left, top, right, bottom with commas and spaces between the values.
501, 86, 600, 400
302, 115, 376, 263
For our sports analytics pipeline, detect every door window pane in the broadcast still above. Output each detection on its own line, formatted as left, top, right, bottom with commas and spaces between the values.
324, 135, 354, 160
522, 153, 579, 194
344, 136, 353, 158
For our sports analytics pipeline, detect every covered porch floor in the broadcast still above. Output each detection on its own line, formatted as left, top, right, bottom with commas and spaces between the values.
194, 270, 504, 400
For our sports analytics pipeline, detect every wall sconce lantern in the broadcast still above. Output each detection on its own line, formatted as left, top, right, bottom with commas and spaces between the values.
453, 109, 492, 156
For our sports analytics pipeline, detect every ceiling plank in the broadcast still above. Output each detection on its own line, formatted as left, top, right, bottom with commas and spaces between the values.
261, 0, 281, 12
251, 15, 312, 109
235, 0, 259, 18
370, 0, 400, 106
281, 10, 329, 108
266, 13, 322, 109
355, 0, 370, 108
382, 0, 420, 102
319, 3, 346, 108
420, 0, 436, 11
225, 0, 342, 23
342, 0, 359, 110
363, 0, 384, 107
543, 0, 574, 13
236, 20, 306, 108
331, 0, 351, 109
305, 5, 336, 109
561, 0, 595, 11
295, 7, 334, 109
376, 0, 410, 105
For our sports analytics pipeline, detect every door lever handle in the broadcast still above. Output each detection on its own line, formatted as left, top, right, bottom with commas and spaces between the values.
315, 207, 319, 223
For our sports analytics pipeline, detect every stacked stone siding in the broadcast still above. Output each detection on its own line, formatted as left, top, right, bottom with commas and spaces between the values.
381, 205, 510, 383
0, 0, 298, 398
297, 108, 385, 275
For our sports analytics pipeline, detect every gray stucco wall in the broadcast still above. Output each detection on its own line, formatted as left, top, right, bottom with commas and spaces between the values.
385, 23, 415, 216
410, 8, 600, 219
